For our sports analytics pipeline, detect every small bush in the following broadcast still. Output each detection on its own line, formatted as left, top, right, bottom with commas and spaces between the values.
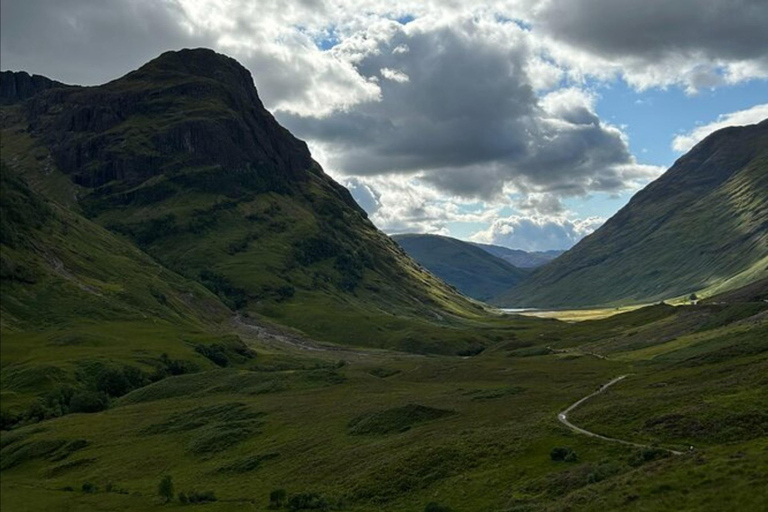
69, 390, 109, 413
550, 446, 578, 462
194, 344, 230, 367
269, 488, 286, 508
158, 475, 174, 503
425, 503, 453, 512
629, 447, 670, 467
185, 490, 217, 503
81, 481, 96, 493
287, 492, 328, 511
96, 368, 131, 397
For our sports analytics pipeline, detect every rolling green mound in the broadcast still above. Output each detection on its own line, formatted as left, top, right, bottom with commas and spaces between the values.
393, 234, 528, 301
496, 119, 768, 308
0, 48, 509, 355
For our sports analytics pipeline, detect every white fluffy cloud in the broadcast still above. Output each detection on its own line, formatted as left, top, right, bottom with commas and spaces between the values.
672, 103, 768, 152
471, 215, 605, 251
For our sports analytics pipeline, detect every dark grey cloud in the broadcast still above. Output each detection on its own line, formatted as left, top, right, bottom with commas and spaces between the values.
0, 0, 208, 85
537, 0, 768, 62
280, 20, 657, 201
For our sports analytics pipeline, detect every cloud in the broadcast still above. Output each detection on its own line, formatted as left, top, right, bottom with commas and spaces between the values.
281, 17, 659, 204
0, 0, 381, 117
0, 0, 206, 85
471, 215, 605, 251
343, 175, 502, 235
534, 0, 768, 92
672, 103, 768, 152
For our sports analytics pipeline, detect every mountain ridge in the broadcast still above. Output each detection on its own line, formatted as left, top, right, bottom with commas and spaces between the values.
0, 48, 508, 355
496, 119, 768, 308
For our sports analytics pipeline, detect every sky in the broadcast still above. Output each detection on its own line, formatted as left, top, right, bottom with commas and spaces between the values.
2, 0, 767, 251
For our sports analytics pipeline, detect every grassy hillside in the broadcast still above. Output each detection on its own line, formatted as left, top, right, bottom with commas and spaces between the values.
497, 120, 768, 308
0, 162, 239, 423
392, 234, 528, 301
1, 278, 765, 512
0, 49, 513, 355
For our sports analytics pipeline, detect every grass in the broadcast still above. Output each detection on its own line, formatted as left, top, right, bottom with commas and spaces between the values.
1, 290, 766, 511
1, 51, 766, 511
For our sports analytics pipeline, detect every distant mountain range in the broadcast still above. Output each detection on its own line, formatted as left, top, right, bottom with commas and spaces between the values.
495, 119, 768, 308
392, 234, 529, 301
471, 244, 563, 268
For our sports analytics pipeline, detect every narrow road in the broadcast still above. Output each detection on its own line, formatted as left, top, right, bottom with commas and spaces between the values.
557, 375, 683, 455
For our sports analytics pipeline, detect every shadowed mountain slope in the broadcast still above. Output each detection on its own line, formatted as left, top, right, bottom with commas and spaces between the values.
0, 49, 505, 355
496, 120, 768, 308
392, 234, 528, 301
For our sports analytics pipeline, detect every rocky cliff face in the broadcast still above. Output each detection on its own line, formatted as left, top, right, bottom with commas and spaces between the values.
20, 49, 314, 193
0, 71, 66, 105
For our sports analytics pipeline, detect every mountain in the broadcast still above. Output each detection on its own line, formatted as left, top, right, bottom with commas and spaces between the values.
471, 243, 563, 268
0, 48, 505, 355
496, 120, 768, 308
392, 234, 528, 301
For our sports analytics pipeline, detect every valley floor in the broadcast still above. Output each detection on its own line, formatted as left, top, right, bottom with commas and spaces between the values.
2, 298, 767, 512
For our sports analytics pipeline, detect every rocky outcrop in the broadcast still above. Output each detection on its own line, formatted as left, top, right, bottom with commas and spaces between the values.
22, 49, 314, 192
0, 71, 67, 105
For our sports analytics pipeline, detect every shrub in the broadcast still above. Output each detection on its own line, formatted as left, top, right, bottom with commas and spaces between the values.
96, 368, 131, 397
269, 488, 286, 509
185, 490, 217, 503
81, 481, 96, 493
425, 503, 454, 512
158, 475, 174, 503
293, 236, 341, 265
550, 446, 578, 462
69, 390, 109, 413
194, 344, 230, 367
155, 353, 198, 377
199, 269, 248, 309
287, 492, 328, 511
629, 447, 670, 467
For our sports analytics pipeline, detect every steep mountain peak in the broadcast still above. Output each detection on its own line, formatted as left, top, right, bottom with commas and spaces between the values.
121, 48, 261, 100
21, 47, 313, 190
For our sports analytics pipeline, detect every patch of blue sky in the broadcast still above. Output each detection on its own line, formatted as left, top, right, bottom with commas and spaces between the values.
562, 192, 634, 220
395, 14, 415, 25
592, 78, 768, 168
493, 14, 532, 31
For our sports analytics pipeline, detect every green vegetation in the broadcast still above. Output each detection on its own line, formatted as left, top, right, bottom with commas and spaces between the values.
1, 49, 766, 512
393, 234, 528, 301
1, 279, 766, 511
347, 404, 455, 435
157, 475, 174, 503
497, 120, 768, 308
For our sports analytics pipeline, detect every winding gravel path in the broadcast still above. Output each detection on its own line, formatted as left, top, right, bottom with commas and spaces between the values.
557, 375, 683, 455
